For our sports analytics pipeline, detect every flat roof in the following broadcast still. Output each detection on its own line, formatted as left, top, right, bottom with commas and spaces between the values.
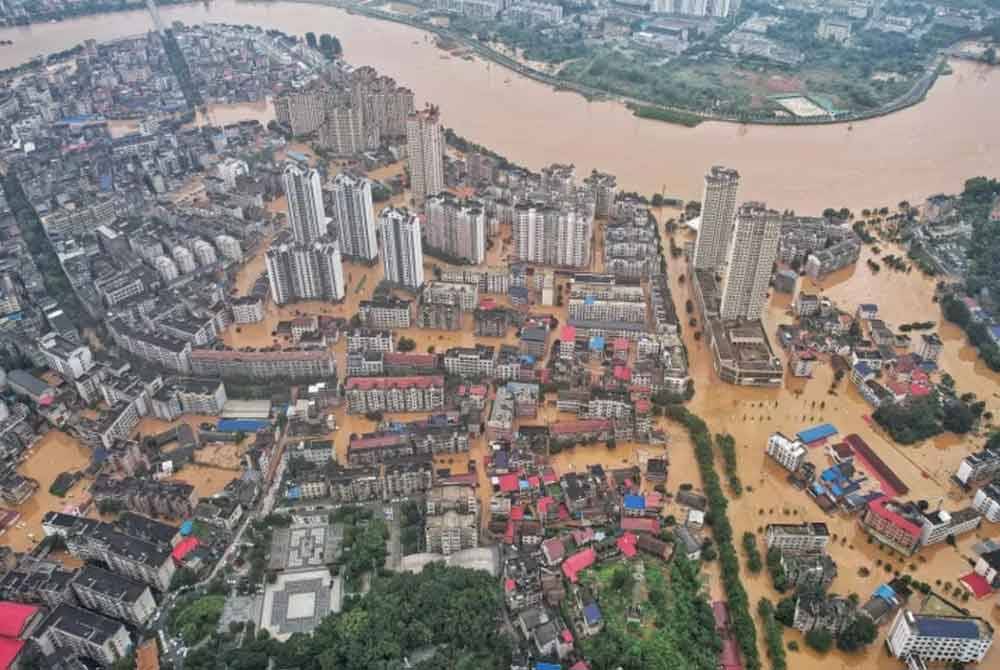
222, 399, 273, 419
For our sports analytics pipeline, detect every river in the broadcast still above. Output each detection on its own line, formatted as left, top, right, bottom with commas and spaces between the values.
2, 0, 999, 212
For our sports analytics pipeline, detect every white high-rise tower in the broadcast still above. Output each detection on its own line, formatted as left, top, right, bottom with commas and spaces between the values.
379, 207, 425, 290
283, 163, 329, 244
692, 166, 740, 272
330, 172, 378, 261
406, 106, 445, 206
719, 202, 781, 321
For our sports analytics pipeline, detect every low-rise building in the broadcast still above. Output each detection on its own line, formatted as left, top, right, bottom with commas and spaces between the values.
36, 603, 132, 666
887, 609, 993, 664
765, 432, 807, 472
70, 565, 156, 626
765, 522, 831, 555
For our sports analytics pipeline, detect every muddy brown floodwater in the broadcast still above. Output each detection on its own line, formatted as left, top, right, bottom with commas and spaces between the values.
2, 0, 1000, 212
6, 430, 92, 552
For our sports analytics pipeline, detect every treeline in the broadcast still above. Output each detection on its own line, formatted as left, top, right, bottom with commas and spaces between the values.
0, 172, 89, 324
942, 292, 1000, 372
664, 405, 761, 670
581, 557, 721, 670
181, 564, 510, 670
162, 29, 203, 108
304, 32, 342, 59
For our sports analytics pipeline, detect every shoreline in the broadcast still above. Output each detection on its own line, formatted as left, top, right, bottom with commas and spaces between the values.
0, 0, 973, 129
310, 0, 952, 128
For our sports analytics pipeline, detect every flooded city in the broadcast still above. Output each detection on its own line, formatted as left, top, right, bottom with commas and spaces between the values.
1, 2, 999, 669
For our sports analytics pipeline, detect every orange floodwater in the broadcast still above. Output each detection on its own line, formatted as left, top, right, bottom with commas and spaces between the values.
6, 430, 92, 552
1, 1, 1000, 212
2, 5, 999, 663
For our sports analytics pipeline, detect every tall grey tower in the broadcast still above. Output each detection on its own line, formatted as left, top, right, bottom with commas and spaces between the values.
405, 106, 444, 207
330, 172, 378, 261
719, 202, 781, 322
379, 207, 425, 290
692, 166, 740, 272
283, 163, 329, 244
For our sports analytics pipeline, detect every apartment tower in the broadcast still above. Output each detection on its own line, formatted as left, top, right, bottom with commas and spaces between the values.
380, 207, 425, 289
692, 166, 740, 272
283, 163, 329, 244
406, 106, 445, 206
330, 172, 379, 261
719, 201, 781, 321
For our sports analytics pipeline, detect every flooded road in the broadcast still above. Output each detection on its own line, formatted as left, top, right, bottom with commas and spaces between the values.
7, 430, 92, 552
1, 1, 1000, 212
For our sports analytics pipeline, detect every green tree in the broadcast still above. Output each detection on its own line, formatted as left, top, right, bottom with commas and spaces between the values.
837, 616, 877, 652
805, 628, 833, 653
305, 32, 317, 49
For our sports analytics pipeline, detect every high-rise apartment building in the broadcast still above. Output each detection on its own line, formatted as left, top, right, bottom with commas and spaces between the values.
514, 203, 592, 268
406, 106, 445, 206
425, 193, 486, 264
692, 166, 740, 272
719, 202, 780, 321
265, 238, 345, 304
330, 172, 378, 261
380, 207, 425, 289
283, 163, 329, 244
318, 102, 378, 156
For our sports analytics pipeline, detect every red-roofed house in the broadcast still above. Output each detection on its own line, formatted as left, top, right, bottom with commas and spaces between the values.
498, 473, 520, 493
617, 531, 638, 558
620, 516, 661, 534
570, 662, 591, 670
509, 505, 525, 521
0, 639, 26, 670
960, 572, 993, 599
171, 536, 199, 563
542, 537, 566, 566
860, 498, 922, 555
537, 496, 557, 521
571, 528, 595, 546
562, 548, 596, 583
0, 603, 40, 640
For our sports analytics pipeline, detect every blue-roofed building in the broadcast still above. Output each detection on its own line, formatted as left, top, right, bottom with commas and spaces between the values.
797, 423, 838, 444
990, 323, 1000, 346
887, 610, 993, 663
589, 336, 604, 352
582, 601, 603, 635
180, 520, 194, 536
535, 663, 562, 670
623, 494, 646, 515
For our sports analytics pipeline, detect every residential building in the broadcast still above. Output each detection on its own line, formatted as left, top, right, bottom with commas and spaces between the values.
380, 207, 425, 289
425, 509, 478, 555
330, 172, 378, 261
283, 163, 329, 244
805, 237, 861, 279
887, 609, 993, 664
359, 297, 412, 329
36, 603, 132, 666
972, 483, 1000, 523
765, 523, 831, 555
692, 166, 740, 271
189, 347, 336, 382
719, 202, 781, 321
265, 237, 345, 304
917, 333, 944, 364
514, 202, 592, 268
70, 565, 156, 626
231, 296, 264, 324
39, 334, 94, 380
766, 432, 807, 472
425, 193, 486, 263
346, 329, 394, 353
406, 105, 445, 205
344, 376, 445, 414
444, 346, 495, 378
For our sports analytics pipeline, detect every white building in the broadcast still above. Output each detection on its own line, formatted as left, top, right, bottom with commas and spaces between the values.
692, 166, 740, 271
172, 245, 196, 274
765, 522, 831, 555
330, 172, 378, 261
153, 255, 179, 282
216, 157, 249, 189
265, 238, 345, 304
406, 106, 445, 205
425, 193, 486, 264
39, 334, 94, 380
192, 239, 217, 266
765, 432, 807, 472
284, 162, 330, 244
380, 207, 425, 289
214, 234, 243, 262
719, 202, 781, 321
514, 203, 592, 268
232, 296, 265, 324
972, 483, 1000, 523
887, 609, 993, 664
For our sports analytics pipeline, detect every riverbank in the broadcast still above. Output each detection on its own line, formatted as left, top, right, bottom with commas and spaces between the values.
2, 0, 999, 211
326, 0, 954, 128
